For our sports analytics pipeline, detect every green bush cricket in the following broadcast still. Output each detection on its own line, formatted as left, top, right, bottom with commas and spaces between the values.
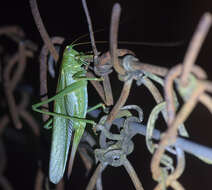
32, 44, 105, 184
31, 0, 113, 184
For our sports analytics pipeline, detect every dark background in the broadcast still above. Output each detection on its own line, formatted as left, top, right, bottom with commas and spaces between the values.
1, 0, 212, 189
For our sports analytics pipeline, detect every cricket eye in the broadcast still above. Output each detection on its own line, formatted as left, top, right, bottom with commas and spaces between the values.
66, 46, 72, 51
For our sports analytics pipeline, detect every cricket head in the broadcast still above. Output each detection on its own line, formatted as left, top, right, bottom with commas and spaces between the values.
62, 45, 87, 71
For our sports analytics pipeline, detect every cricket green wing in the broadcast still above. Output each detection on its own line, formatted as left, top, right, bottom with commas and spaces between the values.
49, 71, 73, 184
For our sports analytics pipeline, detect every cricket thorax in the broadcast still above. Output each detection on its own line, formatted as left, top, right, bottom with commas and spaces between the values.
61, 46, 86, 73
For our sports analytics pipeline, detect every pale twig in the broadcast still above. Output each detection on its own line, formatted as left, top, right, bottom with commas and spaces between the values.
86, 163, 107, 190
154, 147, 185, 190
199, 93, 212, 113
110, 3, 125, 75
181, 13, 212, 86
164, 64, 206, 125
39, 36, 64, 122
123, 158, 144, 190
81, 0, 98, 59
104, 78, 133, 129
3, 49, 33, 129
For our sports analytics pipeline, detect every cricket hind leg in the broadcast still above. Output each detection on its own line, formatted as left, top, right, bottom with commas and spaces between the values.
32, 80, 97, 125
67, 103, 106, 178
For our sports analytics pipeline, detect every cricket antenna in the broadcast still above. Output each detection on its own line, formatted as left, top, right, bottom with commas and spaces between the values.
82, 0, 98, 63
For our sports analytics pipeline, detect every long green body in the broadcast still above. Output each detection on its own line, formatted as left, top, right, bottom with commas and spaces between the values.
32, 45, 104, 184
49, 46, 88, 183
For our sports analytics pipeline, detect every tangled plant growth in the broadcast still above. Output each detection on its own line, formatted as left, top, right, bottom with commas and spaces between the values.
0, 0, 212, 189
0, 26, 39, 189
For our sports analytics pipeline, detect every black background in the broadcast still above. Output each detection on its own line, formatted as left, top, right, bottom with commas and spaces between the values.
1, 0, 212, 189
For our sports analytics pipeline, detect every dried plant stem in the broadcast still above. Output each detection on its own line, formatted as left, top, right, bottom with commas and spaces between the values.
34, 167, 44, 190
97, 50, 135, 106
78, 147, 93, 173
164, 64, 206, 125
100, 78, 133, 148
29, 0, 59, 61
3, 49, 33, 129
152, 81, 207, 180
1, 91, 39, 136
11, 44, 27, 89
82, 0, 98, 58
82, 0, 114, 107
19, 109, 40, 136
56, 180, 65, 190
39, 37, 64, 122
181, 13, 212, 85
154, 147, 185, 190
86, 71, 106, 103
0, 26, 24, 37
142, 77, 163, 104
105, 78, 133, 127
123, 159, 144, 190
131, 62, 168, 77
199, 93, 212, 113
86, 163, 106, 190
102, 75, 114, 106
110, 3, 125, 75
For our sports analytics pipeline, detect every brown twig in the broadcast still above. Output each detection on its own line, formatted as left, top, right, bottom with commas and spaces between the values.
180, 13, 212, 86
86, 71, 106, 104
34, 167, 44, 190
164, 64, 206, 125
123, 158, 144, 190
86, 163, 107, 190
110, 3, 124, 75
56, 179, 65, 190
82, 0, 98, 59
142, 77, 163, 104
152, 80, 205, 180
120, 54, 169, 77
102, 75, 114, 106
152, 64, 212, 181
0, 92, 40, 136
78, 146, 93, 173
131, 61, 168, 77
154, 147, 185, 190
100, 3, 135, 129
3, 49, 33, 129
98, 49, 135, 67
0, 26, 24, 38
0, 138, 12, 190
39, 36, 64, 122
150, 14, 212, 181
99, 78, 133, 149
29, 0, 59, 61
97, 49, 135, 106
19, 109, 40, 136
11, 43, 27, 91
82, 0, 114, 106
199, 93, 212, 113
105, 78, 133, 127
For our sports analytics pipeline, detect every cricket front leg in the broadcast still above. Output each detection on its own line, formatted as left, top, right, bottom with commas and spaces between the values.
75, 70, 113, 106
86, 71, 114, 106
